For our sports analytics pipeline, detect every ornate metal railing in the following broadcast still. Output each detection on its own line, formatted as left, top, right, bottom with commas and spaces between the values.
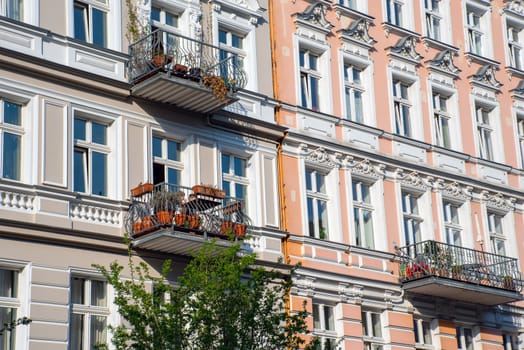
397, 240, 523, 292
126, 182, 251, 239
128, 29, 247, 90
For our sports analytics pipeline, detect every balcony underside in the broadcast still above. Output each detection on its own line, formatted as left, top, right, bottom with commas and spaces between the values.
131, 72, 237, 114
132, 227, 233, 256
403, 275, 523, 305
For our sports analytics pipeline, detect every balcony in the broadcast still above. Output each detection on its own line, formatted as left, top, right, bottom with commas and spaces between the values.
128, 30, 247, 114
127, 183, 251, 256
397, 240, 523, 305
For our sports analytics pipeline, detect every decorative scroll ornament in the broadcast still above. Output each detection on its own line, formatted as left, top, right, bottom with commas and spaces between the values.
293, 274, 316, 296
295, 3, 334, 30
511, 80, 524, 95
480, 191, 515, 212
390, 36, 422, 61
350, 159, 385, 179
338, 283, 363, 304
339, 18, 376, 46
440, 181, 472, 201
303, 146, 339, 168
506, 0, 524, 15
396, 169, 429, 191
470, 64, 502, 89
428, 50, 460, 74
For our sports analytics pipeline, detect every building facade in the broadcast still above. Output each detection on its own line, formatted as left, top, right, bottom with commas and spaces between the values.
1, 0, 524, 349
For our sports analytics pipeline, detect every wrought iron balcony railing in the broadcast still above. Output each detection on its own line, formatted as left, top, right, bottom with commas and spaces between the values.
397, 240, 523, 293
126, 182, 251, 240
128, 29, 247, 91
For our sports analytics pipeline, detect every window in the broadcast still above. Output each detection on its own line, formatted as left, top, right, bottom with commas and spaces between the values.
386, 0, 404, 27
74, 0, 108, 48
339, 0, 356, 9
402, 192, 422, 251
414, 318, 432, 348
466, 5, 486, 56
0, 99, 22, 181
300, 49, 321, 111
487, 212, 506, 256
393, 79, 412, 137
425, 0, 442, 41
443, 201, 462, 246
151, 5, 178, 30
503, 333, 519, 350
344, 63, 364, 123
70, 276, 109, 350
313, 303, 336, 350
0, 269, 19, 350
222, 153, 248, 202
1, 0, 23, 21
507, 23, 524, 70
475, 105, 495, 161
432, 92, 451, 148
517, 114, 524, 168
362, 310, 384, 350
74, 117, 109, 197
219, 28, 246, 79
352, 180, 374, 249
456, 326, 474, 350
151, 4, 179, 49
306, 168, 329, 239
152, 136, 182, 186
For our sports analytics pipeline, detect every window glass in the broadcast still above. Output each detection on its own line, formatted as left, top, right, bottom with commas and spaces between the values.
92, 8, 107, 47
74, 3, 87, 42
74, 119, 87, 141
91, 151, 107, 196
92, 122, 107, 145
73, 149, 87, 193
3, 133, 21, 180
4, 101, 21, 126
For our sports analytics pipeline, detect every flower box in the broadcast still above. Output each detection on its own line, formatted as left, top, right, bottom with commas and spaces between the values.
131, 182, 154, 197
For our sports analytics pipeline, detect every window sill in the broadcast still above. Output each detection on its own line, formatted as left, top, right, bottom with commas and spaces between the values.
381, 22, 420, 39
332, 4, 374, 21
505, 66, 524, 80
464, 52, 500, 67
420, 37, 459, 53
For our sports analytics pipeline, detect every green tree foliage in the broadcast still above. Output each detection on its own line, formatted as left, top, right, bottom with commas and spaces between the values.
95, 240, 318, 350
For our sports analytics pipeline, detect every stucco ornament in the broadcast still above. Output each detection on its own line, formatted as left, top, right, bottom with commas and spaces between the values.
293, 274, 316, 296
439, 181, 472, 201
339, 18, 376, 46
390, 36, 422, 61
350, 159, 385, 179
506, 0, 524, 15
303, 146, 339, 168
429, 50, 460, 74
470, 65, 502, 89
396, 169, 429, 191
481, 191, 515, 212
511, 80, 524, 95
296, 3, 334, 30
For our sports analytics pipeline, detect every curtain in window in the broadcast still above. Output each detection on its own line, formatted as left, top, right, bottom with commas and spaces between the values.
6, 0, 23, 21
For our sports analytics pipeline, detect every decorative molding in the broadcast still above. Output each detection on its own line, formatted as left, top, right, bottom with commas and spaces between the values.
435, 180, 473, 202
480, 191, 515, 212
295, 3, 334, 32
396, 169, 430, 192
389, 36, 422, 62
302, 146, 339, 168
505, 0, 524, 15
338, 18, 376, 47
338, 283, 364, 304
349, 159, 386, 179
428, 50, 460, 75
470, 64, 502, 89
510, 80, 524, 96
293, 274, 316, 297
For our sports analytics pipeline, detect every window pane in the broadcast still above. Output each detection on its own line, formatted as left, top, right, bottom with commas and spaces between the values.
73, 3, 87, 42
92, 8, 107, 47
235, 183, 245, 201
222, 154, 230, 174
92, 151, 107, 196
324, 306, 334, 331
371, 313, 381, 337
6, 0, 23, 21
313, 304, 320, 329
231, 34, 242, 49
165, 12, 178, 27
310, 76, 319, 111
234, 157, 245, 177
167, 168, 180, 186
92, 122, 107, 145
167, 140, 180, 161
307, 197, 314, 237
354, 208, 362, 246
70, 313, 84, 350
151, 6, 160, 21
0, 307, 16, 350
306, 169, 313, 191
4, 101, 21, 126
219, 30, 227, 44
90, 316, 107, 347
71, 277, 85, 304
363, 209, 374, 249
3, 132, 21, 180
354, 90, 363, 123
153, 136, 162, 158
74, 149, 87, 193
91, 280, 106, 307
74, 119, 87, 141
0, 270, 16, 297
222, 180, 231, 197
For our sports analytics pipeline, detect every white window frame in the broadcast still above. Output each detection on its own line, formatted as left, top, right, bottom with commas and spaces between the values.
152, 135, 183, 186
424, 0, 444, 41
392, 78, 413, 137
414, 318, 433, 349
442, 200, 463, 247
0, 268, 20, 350
487, 211, 506, 256
502, 333, 520, 350
432, 91, 451, 148
221, 152, 249, 203
299, 48, 322, 112
362, 309, 385, 350
72, 110, 113, 197
465, 2, 491, 58
351, 179, 375, 250
402, 191, 422, 247
0, 98, 23, 182
385, 0, 404, 27
69, 275, 111, 350
474, 103, 499, 162
73, 0, 109, 47
305, 166, 330, 240
506, 20, 524, 70
516, 112, 524, 168
151, 3, 180, 33
456, 325, 475, 350
343, 62, 365, 123
0, 0, 37, 24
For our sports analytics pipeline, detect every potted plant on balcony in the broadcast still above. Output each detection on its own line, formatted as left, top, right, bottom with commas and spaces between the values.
152, 190, 185, 226
221, 220, 234, 235
130, 182, 154, 198
233, 223, 247, 238
503, 275, 515, 290
203, 74, 228, 101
